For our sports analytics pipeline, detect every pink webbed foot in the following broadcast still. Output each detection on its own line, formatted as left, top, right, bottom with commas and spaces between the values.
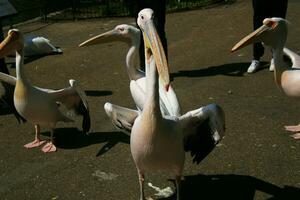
285, 125, 300, 132
42, 142, 57, 153
284, 125, 300, 140
24, 139, 46, 149
291, 133, 300, 140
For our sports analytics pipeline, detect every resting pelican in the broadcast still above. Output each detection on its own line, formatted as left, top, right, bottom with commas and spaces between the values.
231, 17, 300, 140
128, 9, 225, 200
23, 35, 62, 57
79, 24, 181, 119
0, 29, 90, 152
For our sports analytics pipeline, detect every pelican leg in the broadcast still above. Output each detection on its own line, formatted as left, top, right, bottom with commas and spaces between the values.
138, 171, 145, 200
24, 125, 46, 148
175, 176, 181, 200
42, 128, 57, 153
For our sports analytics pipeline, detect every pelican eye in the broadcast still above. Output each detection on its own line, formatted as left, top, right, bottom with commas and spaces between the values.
265, 20, 277, 29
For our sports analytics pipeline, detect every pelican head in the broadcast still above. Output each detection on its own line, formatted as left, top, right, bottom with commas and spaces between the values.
137, 8, 170, 91
231, 18, 288, 52
79, 24, 140, 47
0, 29, 24, 58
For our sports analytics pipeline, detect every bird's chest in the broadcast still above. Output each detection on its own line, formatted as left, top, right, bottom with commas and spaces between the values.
130, 117, 184, 172
14, 83, 57, 123
280, 72, 300, 97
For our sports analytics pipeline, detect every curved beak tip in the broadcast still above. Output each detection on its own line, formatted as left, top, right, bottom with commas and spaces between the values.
78, 42, 85, 47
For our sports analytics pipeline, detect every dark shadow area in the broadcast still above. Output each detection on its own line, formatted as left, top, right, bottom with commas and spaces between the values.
41, 128, 130, 156
0, 105, 13, 116
6, 52, 63, 67
170, 62, 269, 79
85, 90, 113, 97
159, 174, 300, 200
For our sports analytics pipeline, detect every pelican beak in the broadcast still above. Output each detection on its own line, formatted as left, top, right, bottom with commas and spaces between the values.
231, 22, 274, 52
143, 19, 170, 91
79, 29, 130, 47
0, 31, 21, 58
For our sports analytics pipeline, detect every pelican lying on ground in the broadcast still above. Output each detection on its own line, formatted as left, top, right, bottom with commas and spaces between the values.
23, 35, 62, 57
109, 9, 225, 200
0, 29, 90, 152
79, 24, 181, 121
231, 17, 300, 140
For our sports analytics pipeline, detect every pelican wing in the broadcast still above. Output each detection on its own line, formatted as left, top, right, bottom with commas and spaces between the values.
158, 84, 181, 117
130, 78, 146, 111
179, 103, 225, 164
42, 80, 90, 134
104, 102, 139, 134
24, 36, 62, 56
0, 72, 16, 86
283, 47, 300, 68
130, 77, 180, 116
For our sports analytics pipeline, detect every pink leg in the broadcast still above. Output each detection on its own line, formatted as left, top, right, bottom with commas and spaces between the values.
175, 175, 182, 200
42, 129, 57, 153
138, 171, 145, 200
24, 125, 46, 149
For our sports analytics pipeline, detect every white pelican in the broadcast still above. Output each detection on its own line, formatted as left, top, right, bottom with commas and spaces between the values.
127, 9, 225, 200
231, 17, 300, 140
23, 35, 62, 57
0, 29, 90, 152
79, 24, 181, 120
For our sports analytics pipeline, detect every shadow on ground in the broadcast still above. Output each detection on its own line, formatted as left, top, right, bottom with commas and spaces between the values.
6, 52, 63, 67
85, 90, 113, 97
0, 106, 13, 116
41, 127, 130, 156
171, 62, 269, 79
159, 174, 300, 200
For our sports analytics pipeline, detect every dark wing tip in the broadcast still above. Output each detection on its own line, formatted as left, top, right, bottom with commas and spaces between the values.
75, 100, 91, 134
15, 112, 27, 124
184, 118, 219, 164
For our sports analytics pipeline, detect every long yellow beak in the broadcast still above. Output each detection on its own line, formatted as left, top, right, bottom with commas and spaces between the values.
0, 31, 20, 58
142, 19, 170, 91
231, 24, 270, 52
79, 29, 130, 47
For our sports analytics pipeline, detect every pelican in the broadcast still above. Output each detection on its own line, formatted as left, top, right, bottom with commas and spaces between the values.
1, 35, 61, 122
23, 35, 62, 57
79, 24, 181, 120
231, 17, 300, 140
0, 29, 90, 152
121, 9, 225, 200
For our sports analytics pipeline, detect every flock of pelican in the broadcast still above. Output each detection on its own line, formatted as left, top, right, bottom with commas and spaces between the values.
0, 8, 299, 199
